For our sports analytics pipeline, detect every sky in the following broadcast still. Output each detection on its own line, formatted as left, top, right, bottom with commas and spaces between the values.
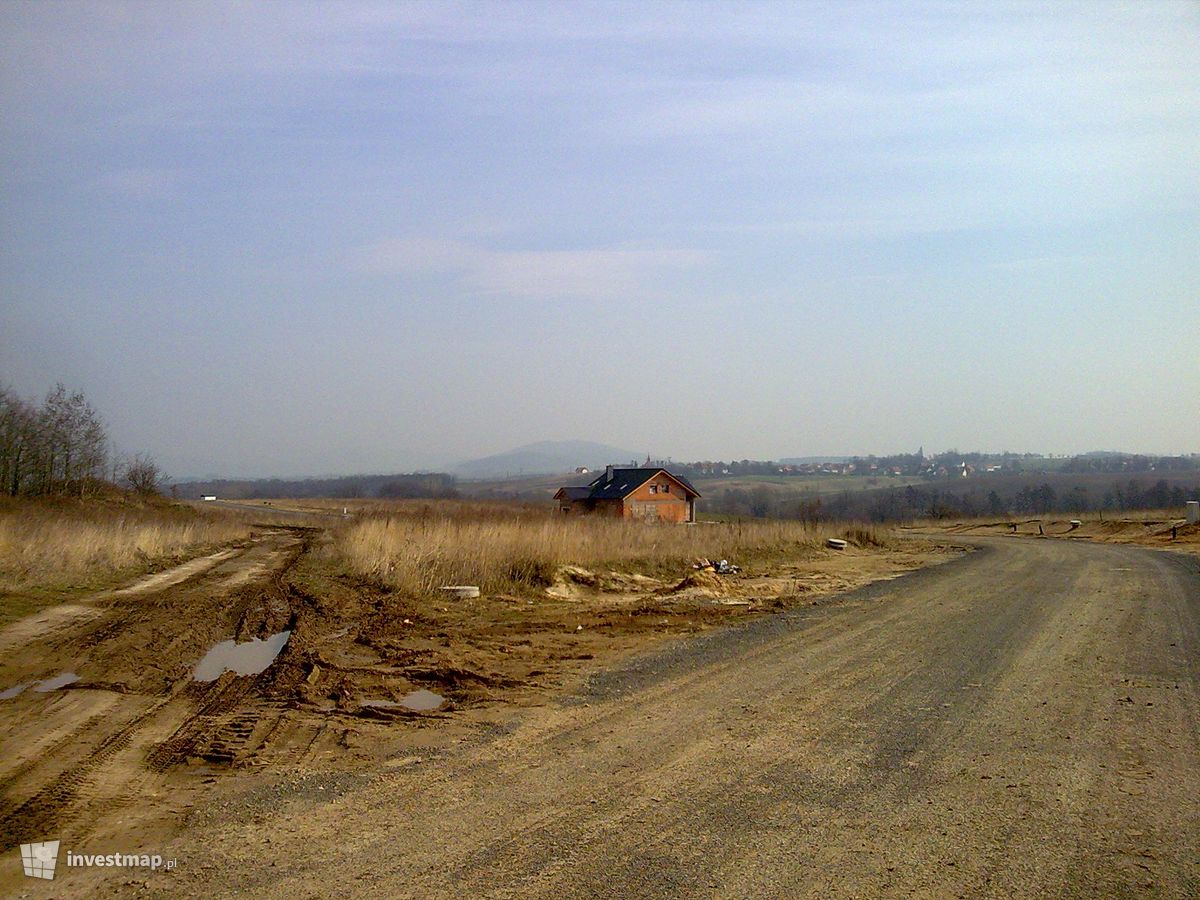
1, 1, 1197, 477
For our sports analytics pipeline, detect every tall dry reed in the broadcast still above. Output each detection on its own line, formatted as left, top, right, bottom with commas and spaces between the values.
335, 509, 893, 597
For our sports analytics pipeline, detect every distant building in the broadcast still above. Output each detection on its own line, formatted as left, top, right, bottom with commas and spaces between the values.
554, 466, 701, 523
574, 466, 590, 474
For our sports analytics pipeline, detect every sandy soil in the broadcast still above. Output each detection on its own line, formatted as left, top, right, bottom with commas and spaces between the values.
0, 525, 955, 895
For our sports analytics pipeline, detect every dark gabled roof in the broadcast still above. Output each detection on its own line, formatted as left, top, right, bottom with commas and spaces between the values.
585, 467, 701, 500
554, 485, 592, 501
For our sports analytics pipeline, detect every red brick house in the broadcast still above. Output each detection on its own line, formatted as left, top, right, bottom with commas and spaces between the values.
554, 466, 700, 523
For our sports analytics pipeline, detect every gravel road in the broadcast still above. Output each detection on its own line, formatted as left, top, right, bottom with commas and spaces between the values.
115, 536, 1199, 897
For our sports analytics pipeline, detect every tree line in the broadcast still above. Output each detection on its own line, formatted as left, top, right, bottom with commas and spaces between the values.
0, 382, 161, 497
174, 472, 459, 501
1060, 454, 1200, 474
704, 475, 1200, 523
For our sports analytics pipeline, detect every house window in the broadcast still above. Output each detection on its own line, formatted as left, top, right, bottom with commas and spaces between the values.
661, 483, 670, 493
649, 485, 658, 494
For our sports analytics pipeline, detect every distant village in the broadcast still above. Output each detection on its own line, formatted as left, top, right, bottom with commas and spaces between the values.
653, 451, 1200, 481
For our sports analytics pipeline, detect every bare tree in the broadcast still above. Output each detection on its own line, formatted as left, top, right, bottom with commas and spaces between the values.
123, 453, 165, 495
38, 384, 108, 496
0, 382, 110, 496
0, 385, 37, 496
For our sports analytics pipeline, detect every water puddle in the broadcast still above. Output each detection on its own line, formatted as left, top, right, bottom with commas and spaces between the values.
360, 690, 445, 712
399, 689, 445, 711
1, 672, 80, 699
34, 672, 80, 692
193, 631, 291, 682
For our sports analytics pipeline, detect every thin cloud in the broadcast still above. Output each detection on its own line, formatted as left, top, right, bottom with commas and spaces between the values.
354, 237, 707, 301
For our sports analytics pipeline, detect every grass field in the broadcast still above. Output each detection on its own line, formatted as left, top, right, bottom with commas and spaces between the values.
0, 498, 257, 619
333, 503, 894, 598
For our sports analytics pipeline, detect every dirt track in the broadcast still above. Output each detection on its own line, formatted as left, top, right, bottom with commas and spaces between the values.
0, 527, 314, 886
59, 534, 1198, 898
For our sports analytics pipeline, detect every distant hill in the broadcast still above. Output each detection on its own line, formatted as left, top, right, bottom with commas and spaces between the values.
453, 440, 642, 479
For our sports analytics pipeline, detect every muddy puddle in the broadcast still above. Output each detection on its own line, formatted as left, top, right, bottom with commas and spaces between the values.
400, 689, 444, 710
1, 671, 80, 699
361, 689, 445, 711
193, 631, 291, 682
34, 671, 80, 691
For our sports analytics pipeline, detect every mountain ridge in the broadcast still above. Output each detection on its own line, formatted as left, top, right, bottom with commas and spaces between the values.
452, 440, 644, 479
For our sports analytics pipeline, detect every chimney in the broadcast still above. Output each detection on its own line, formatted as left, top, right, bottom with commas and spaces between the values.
605, 464, 614, 483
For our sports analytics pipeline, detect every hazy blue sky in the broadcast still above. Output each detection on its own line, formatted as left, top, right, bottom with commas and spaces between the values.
2, 1, 1197, 477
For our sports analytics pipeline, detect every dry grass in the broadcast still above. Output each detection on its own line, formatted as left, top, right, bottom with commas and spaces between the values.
0, 498, 256, 596
335, 503, 895, 598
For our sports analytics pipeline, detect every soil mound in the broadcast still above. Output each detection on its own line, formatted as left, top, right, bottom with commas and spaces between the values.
663, 570, 729, 597
545, 565, 598, 599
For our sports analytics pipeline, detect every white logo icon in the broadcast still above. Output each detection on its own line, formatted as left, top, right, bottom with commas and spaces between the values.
20, 840, 60, 880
